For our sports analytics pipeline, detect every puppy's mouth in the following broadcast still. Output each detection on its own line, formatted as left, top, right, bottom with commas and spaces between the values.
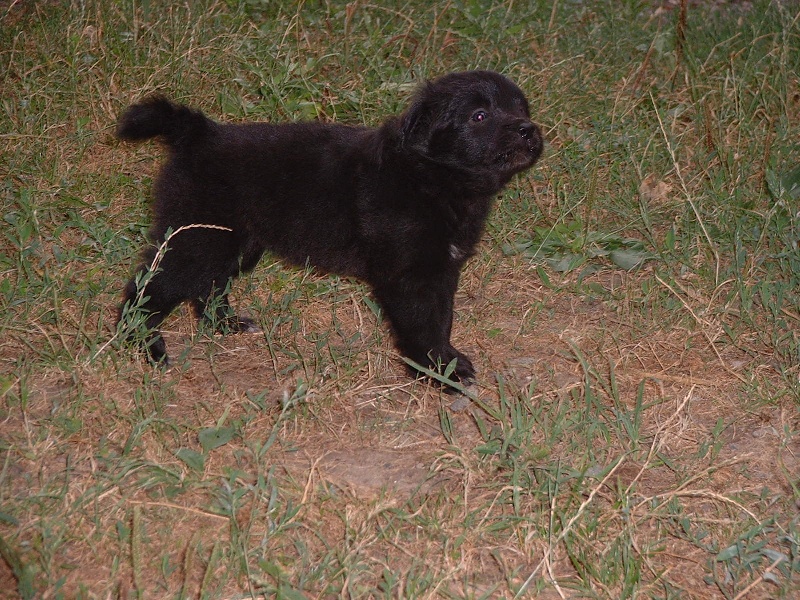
495, 126, 543, 172
495, 141, 541, 171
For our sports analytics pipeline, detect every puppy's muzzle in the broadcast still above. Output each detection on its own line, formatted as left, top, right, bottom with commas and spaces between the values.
511, 121, 543, 166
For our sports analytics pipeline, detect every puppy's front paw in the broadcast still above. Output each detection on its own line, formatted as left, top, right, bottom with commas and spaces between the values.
444, 347, 475, 383
421, 345, 475, 386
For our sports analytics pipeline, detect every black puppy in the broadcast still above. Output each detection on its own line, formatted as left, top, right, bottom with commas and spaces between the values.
117, 70, 543, 384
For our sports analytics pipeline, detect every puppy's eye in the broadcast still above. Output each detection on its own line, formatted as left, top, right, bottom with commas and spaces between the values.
471, 110, 487, 123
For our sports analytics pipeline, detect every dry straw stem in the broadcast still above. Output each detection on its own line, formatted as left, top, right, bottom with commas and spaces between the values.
132, 504, 143, 600
134, 223, 235, 306
731, 555, 786, 600
517, 386, 737, 596
630, 370, 721, 387
624, 386, 695, 497
89, 223, 233, 363
650, 92, 721, 285
654, 273, 748, 383
627, 387, 760, 520
126, 500, 229, 522
515, 455, 628, 597
639, 488, 759, 522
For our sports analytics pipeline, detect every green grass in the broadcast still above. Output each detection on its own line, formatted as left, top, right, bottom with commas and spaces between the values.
2, 0, 800, 598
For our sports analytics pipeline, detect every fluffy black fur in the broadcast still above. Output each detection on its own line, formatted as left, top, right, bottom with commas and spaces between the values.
117, 70, 543, 384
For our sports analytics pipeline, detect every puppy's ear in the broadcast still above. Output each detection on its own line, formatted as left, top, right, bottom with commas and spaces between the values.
400, 83, 438, 152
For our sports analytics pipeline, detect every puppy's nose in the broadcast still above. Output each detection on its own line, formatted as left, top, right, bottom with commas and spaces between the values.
518, 122, 536, 139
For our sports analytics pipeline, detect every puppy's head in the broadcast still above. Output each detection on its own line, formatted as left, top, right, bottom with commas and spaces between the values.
401, 70, 543, 193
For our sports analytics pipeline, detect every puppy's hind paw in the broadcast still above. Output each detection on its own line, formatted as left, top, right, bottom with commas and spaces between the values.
233, 316, 262, 334
142, 339, 171, 370
152, 354, 173, 371
205, 315, 261, 336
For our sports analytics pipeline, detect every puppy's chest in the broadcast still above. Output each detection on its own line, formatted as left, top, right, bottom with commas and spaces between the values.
448, 243, 468, 262
441, 201, 491, 261
437, 221, 482, 266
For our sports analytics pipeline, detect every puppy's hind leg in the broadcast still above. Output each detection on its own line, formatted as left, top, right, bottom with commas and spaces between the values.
190, 290, 261, 335
190, 248, 264, 335
118, 268, 183, 366
119, 232, 251, 365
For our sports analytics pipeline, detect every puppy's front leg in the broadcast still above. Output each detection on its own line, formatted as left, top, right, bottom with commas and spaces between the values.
373, 273, 475, 384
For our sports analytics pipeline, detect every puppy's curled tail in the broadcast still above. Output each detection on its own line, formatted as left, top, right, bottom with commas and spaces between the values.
116, 95, 209, 147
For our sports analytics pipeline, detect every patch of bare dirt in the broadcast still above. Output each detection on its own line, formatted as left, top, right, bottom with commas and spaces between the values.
3, 245, 797, 598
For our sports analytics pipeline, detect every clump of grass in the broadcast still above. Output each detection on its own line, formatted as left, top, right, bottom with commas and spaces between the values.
506, 221, 658, 275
